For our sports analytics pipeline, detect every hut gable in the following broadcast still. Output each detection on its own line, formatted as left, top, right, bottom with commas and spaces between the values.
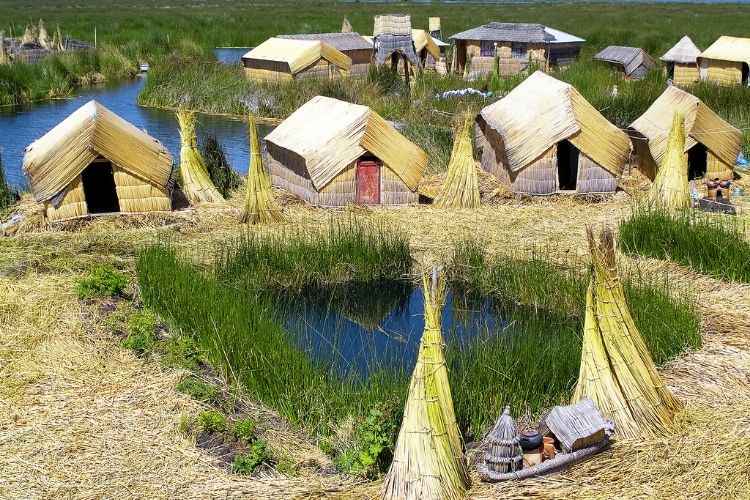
241, 38, 352, 75
479, 71, 630, 177
411, 29, 441, 61
539, 398, 612, 453
595, 46, 656, 77
276, 32, 372, 52
661, 36, 701, 64
699, 36, 750, 66
264, 96, 427, 191
23, 100, 174, 203
629, 86, 742, 169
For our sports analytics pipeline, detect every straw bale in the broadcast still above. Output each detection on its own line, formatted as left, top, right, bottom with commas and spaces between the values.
242, 38, 351, 77
23, 101, 174, 203
177, 110, 224, 205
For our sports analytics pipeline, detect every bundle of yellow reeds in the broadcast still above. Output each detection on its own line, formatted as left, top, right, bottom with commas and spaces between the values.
573, 227, 682, 439
382, 269, 470, 500
341, 16, 353, 33
240, 114, 284, 224
0, 33, 9, 65
434, 112, 480, 208
177, 110, 224, 204
645, 113, 690, 210
21, 26, 36, 47
38, 20, 50, 50
53, 25, 65, 52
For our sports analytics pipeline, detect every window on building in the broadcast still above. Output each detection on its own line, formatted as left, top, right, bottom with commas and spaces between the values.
511, 42, 527, 59
480, 41, 495, 57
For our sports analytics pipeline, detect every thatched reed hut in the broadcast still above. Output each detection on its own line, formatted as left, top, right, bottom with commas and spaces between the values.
265, 96, 427, 206
373, 14, 421, 76
23, 101, 174, 221
450, 23, 584, 79
661, 36, 702, 86
411, 29, 442, 70
476, 71, 630, 195
594, 46, 656, 79
698, 36, 750, 86
241, 37, 352, 82
629, 86, 742, 181
277, 32, 373, 76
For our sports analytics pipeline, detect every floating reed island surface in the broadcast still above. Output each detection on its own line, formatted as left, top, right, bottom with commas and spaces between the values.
136, 219, 701, 474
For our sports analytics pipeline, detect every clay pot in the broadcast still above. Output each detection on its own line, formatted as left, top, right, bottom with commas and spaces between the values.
519, 429, 542, 451
543, 436, 556, 460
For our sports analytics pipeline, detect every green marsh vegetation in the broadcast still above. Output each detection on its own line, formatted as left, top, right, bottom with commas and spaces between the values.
619, 207, 750, 284
0, 150, 18, 211
136, 220, 700, 474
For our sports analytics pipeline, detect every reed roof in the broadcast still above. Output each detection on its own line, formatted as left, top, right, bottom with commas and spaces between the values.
450, 22, 584, 44
629, 86, 742, 167
241, 38, 352, 74
478, 71, 630, 176
411, 29, 441, 60
276, 32, 372, 52
265, 95, 427, 191
699, 35, 750, 65
23, 100, 174, 202
661, 36, 701, 64
595, 46, 656, 76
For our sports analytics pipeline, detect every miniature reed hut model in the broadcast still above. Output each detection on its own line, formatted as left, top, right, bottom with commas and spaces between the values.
23, 100, 174, 222
482, 406, 523, 475
630, 86, 742, 181
177, 110, 224, 204
573, 227, 681, 439
661, 36, 702, 86
241, 37, 352, 82
265, 96, 427, 207
645, 113, 691, 210
476, 71, 630, 195
434, 113, 480, 208
240, 114, 284, 224
698, 36, 750, 86
382, 270, 470, 500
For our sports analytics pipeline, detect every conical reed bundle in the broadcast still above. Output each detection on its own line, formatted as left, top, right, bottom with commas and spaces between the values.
382, 269, 470, 500
341, 16, 353, 33
433, 112, 480, 209
38, 19, 50, 50
572, 227, 681, 438
54, 25, 65, 51
645, 112, 690, 210
0, 33, 9, 65
177, 110, 224, 204
240, 113, 284, 224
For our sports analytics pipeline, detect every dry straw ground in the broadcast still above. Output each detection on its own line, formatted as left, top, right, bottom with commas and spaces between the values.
1, 171, 749, 498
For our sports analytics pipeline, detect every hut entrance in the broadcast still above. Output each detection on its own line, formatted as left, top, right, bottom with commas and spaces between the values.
557, 140, 580, 191
666, 62, 675, 80
742, 63, 749, 84
356, 157, 381, 205
687, 143, 708, 180
82, 159, 120, 214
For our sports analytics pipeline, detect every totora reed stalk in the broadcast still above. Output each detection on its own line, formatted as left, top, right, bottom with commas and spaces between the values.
645, 113, 690, 210
382, 268, 470, 500
433, 112, 480, 209
573, 227, 681, 439
240, 113, 284, 224
177, 110, 224, 204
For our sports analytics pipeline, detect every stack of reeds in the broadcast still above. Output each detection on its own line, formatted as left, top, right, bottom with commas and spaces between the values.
645, 113, 690, 210
38, 20, 50, 50
573, 227, 681, 439
434, 112, 480, 208
21, 26, 36, 47
341, 16, 353, 33
177, 110, 224, 204
240, 114, 284, 224
382, 269, 470, 500
53, 25, 65, 52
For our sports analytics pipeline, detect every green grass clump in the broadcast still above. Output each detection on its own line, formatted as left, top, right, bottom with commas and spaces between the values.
232, 418, 257, 442
198, 410, 227, 434
121, 309, 157, 354
0, 151, 19, 211
202, 134, 242, 198
76, 264, 128, 299
232, 439, 269, 475
176, 375, 220, 405
619, 208, 750, 284
274, 453, 297, 476
158, 333, 202, 370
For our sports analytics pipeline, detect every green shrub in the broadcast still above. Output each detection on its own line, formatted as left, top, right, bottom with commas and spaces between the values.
333, 408, 394, 478
0, 150, 19, 211
232, 418, 257, 442
202, 134, 242, 198
159, 333, 202, 370
176, 376, 220, 404
76, 265, 128, 299
121, 309, 157, 354
232, 439, 269, 475
198, 411, 227, 434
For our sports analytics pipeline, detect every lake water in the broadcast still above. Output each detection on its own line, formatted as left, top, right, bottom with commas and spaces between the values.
0, 76, 271, 189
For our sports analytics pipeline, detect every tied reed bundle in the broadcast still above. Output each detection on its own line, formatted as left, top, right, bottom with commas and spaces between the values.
38, 19, 51, 50
573, 227, 681, 439
53, 25, 65, 52
645, 113, 690, 210
240, 114, 284, 224
0, 32, 9, 65
21, 25, 36, 47
434, 112, 480, 209
382, 268, 470, 500
341, 16, 353, 33
177, 110, 224, 205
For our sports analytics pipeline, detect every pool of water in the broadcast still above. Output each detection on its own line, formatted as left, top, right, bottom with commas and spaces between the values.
0, 77, 272, 188
214, 47, 251, 66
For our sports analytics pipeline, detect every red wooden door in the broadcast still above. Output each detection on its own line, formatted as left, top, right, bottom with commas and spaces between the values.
356, 160, 381, 205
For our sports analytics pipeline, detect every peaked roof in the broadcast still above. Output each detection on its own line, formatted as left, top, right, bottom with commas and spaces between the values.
23, 100, 174, 202
595, 46, 656, 76
242, 38, 352, 74
629, 86, 742, 167
699, 35, 750, 65
265, 96, 427, 191
412, 29, 441, 60
478, 71, 630, 176
276, 32, 373, 52
450, 22, 584, 44
661, 36, 701, 64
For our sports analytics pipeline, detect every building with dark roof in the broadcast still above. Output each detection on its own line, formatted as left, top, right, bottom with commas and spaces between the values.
594, 46, 656, 79
277, 32, 373, 76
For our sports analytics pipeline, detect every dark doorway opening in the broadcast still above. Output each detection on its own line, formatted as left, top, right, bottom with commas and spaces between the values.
666, 62, 675, 80
742, 63, 749, 84
82, 159, 120, 214
557, 140, 580, 191
687, 143, 708, 180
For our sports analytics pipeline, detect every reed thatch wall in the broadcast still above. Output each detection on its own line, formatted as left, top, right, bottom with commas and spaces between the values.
44, 176, 87, 221
704, 58, 744, 86
671, 63, 700, 86
113, 167, 172, 213
464, 41, 547, 77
